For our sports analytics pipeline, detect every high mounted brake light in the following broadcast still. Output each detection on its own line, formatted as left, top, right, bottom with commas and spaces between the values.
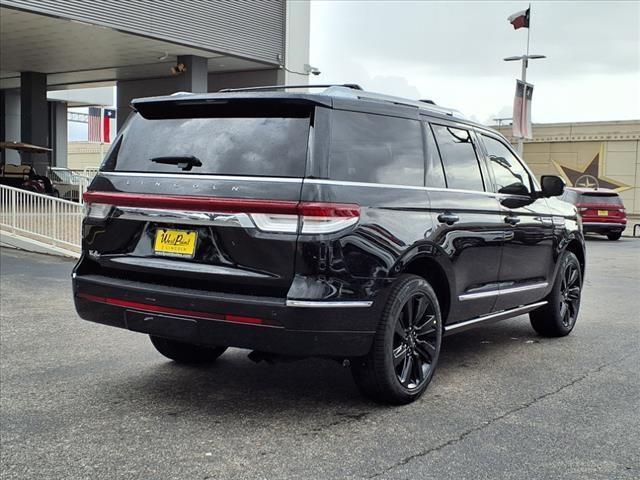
82, 192, 360, 234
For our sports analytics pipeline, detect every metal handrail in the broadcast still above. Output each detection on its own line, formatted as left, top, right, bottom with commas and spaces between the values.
0, 184, 82, 254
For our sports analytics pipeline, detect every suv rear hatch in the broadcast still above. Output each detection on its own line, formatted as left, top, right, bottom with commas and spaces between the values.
577, 191, 626, 223
80, 98, 316, 298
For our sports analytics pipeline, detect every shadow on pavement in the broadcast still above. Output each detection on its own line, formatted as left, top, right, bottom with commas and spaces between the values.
91, 317, 541, 416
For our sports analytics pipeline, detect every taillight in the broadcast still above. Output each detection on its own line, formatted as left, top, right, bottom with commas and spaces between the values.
298, 202, 360, 234
83, 192, 360, 234
84, 202, 112, 220
250, 202, 360, 234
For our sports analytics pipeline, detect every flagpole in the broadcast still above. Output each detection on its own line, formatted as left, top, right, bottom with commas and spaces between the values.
505, 5, 545, 156
518, 5, 531, 155
526, 3, 531, 57
99, 107, 104, 159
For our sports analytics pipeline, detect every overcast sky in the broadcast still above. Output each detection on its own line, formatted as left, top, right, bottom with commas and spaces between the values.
309, 1, 640, 125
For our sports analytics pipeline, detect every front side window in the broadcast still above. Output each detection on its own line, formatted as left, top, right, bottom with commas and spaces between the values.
328, 111, 424, 186
482, 134, 532, 195
431, 125, 484, 191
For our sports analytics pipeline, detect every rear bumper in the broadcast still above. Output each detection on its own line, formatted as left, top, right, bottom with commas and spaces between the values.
582, 222, 626, 234
72, 273, 380, 357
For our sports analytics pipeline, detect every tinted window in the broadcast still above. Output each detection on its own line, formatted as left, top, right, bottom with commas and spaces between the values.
424, 123, 446, 188
104, 113, 310, 176
431, 125, 484, 191
579, 193, 623, 205
561, 189, 578, 204
329, 111, 424, 186
481, 134, 532, 194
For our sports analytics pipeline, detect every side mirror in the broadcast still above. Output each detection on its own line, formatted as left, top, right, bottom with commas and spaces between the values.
540, 175, 565, 197
498, 182, 530, 196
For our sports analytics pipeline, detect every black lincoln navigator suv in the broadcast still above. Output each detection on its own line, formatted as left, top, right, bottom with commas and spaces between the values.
73, 85, 585, 404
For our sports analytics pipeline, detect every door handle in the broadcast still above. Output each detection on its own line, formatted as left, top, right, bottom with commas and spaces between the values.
437, 212, 460, 225
504, 215, 521, 225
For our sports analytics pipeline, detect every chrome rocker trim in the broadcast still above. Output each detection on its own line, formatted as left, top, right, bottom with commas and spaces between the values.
444, 301, 548, 335
286, 300, 374, 308
459, 282, 548, 301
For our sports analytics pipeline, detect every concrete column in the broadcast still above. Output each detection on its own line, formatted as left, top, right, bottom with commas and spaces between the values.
0, 89, 21, 165
50, 101, 68, 168
176, 55, 208, 93
20, 72, 49, 173
116, 55, 208, 132
282, 0, 311, 85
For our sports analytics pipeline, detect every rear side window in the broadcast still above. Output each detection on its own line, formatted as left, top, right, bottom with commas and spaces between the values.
579, 193, 623, 205
103, 113, 310, 177
431, 125, 484, 191
423, 123, 446, 188
328, 111, 424, 186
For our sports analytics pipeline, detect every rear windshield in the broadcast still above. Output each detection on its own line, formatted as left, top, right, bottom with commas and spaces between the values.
103, 113, 310, 177
579, 193, 622, 205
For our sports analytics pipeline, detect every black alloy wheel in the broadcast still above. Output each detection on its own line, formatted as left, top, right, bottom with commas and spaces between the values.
392, 292, 439, 390
559, 260, 581, 329
530, 251, 582, 337
352, 274, 442, 404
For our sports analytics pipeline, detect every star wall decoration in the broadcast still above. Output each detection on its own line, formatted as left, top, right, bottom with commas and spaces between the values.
553, 152, 631, 192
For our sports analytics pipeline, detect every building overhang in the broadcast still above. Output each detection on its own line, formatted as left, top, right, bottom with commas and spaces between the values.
0, 6, 277, 90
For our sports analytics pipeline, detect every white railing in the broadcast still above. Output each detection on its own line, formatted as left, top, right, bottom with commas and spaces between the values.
0, 184, 83, 256
82, 167, 99, 180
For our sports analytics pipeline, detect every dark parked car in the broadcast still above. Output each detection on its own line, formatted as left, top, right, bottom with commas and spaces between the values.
73, 85, 585, 404
561, 187, 627, 240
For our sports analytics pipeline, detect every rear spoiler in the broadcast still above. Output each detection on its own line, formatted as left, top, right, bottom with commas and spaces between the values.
132, 92, 332, 119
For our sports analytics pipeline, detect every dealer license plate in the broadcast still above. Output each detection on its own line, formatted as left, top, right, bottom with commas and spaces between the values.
154, 229, 197, 257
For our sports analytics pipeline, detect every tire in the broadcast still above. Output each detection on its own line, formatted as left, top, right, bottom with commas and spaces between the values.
352, 274, 442, 405
149, 335, 227, 364
52, 189, 60, 198
606, 232, 622, 241
530, 251, 582, 337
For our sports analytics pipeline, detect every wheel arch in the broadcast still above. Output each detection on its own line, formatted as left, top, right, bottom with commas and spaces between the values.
400, 255, 452, 324
564, 238, 585, 277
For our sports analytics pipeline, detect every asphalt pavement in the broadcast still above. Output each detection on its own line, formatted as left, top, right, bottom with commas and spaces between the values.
1, 237, 639, 480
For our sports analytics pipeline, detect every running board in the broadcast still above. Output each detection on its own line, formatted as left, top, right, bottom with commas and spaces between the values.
444, 301, 547, 335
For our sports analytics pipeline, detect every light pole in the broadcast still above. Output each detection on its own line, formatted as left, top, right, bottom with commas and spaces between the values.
504, 54, 546, 155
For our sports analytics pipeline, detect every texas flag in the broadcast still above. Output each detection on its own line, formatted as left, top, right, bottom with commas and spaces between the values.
103, 109, 116, 143
508, 8, 530, 29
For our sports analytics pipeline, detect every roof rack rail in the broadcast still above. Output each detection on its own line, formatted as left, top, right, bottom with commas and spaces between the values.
219, 84, 362, 93
324, 86, 464, 118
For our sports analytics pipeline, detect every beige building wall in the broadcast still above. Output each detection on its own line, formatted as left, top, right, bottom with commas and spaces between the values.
494, 121, 640, 215
67, 142, 109, 171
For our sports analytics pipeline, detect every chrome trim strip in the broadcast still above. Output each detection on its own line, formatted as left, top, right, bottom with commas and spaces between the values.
100, 172, 303, 183
100, 173, 496, 197
304, 179, 498, 197
305, 178, 427, 191
459, 282, 548, 301
108, 257, 270, 278
444, 301, 548, 333
286, 300, 373, 308
114, 206, 255, 228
